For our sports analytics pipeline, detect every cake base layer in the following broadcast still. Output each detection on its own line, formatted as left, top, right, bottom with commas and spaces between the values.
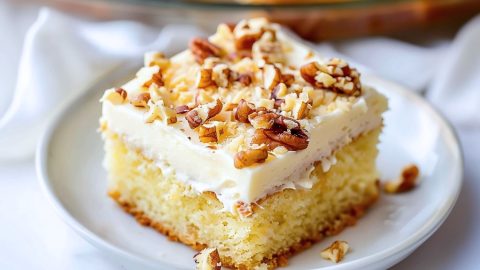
103, 127, 381, 270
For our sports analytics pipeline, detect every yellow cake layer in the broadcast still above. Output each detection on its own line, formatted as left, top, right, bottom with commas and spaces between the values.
103, 127, 381, 269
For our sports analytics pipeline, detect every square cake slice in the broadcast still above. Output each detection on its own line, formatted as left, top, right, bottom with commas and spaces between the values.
100, 18, 387, 269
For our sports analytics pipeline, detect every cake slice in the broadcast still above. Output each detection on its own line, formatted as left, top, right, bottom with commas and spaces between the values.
100, 18, 387, 269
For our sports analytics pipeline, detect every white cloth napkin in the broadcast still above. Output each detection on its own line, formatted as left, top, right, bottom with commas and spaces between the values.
1, 6, 480, 270
0, 8, 205, 160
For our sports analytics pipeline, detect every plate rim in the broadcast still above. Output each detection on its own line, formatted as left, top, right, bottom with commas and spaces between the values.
36, 69, 464, 270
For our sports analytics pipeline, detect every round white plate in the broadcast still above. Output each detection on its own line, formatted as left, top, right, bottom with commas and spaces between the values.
36, 66, 463, 270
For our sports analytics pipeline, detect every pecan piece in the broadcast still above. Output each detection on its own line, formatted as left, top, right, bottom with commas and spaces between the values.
189, 38, 222, 64
263, 129, 309, 151
143, 70, 164, 87
196, 68, 215, 89
175, 105, 190, 114
237, 72, 253, 86
185, 110, 203, 129
234, 99, 256, 123
263, 64, 281, 90
234, 149, 268, 169
130, 92, 151, 108
185, 99, 223, 129
320, 241, 349, 263
251, 129, 283, 151
194, 247, 221, 270
281, 73, 295, 87
234, 201, 253, 218
115, 88, 127, 100
198, 124, 217, 143
248, 112, 276, 129
384, 164, 420, 193
300, 62, 321, 85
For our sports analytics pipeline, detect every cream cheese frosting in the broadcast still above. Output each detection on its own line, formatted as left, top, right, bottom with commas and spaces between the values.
100, 18, 387, 211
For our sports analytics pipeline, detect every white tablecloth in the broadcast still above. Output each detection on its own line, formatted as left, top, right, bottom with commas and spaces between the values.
1, 2, 479, 269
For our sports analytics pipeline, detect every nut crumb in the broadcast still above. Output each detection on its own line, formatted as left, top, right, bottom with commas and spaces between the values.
384, 164, 420, 193
320, 240, 349, 263
130, 92, 151, 108
194, 247, 221, 270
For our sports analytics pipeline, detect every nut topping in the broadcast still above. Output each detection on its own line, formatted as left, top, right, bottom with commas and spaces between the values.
175, 105, 190, 114
300, 59, 362, 96
384, 164, 420, 193
185, 110, 203, 129
194, 247, 221, 270
198, 124, 218, 143
234, 149, 268, 169
143, 70, 164, 87
237, 72, 253, 86
234, 201, 254, 218
115, 88, 127, 100
300, 62, 321, 85
189, 37, 222, 64
263, 64, 281, 90
320, 241, 349, 263
196, 68, 215, 89
248, 112, 276, 129
185, 99, 223, 129
101, 88, 127, 105
130, 92, 151, 108
281, 73, 295, 87
234, 99, 256, 123
263, 129, 308, 151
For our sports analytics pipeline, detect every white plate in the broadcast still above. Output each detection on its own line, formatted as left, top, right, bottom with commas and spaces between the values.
36, 65, 463, 270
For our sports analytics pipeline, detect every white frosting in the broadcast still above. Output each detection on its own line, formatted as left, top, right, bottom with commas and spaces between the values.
102, 87, 386, 211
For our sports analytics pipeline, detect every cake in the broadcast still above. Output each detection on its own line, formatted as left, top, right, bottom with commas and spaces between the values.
99, 18, 387, 269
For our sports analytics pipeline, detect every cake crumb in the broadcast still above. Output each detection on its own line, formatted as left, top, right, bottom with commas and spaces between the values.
253, 263, 269, 270
194, 247, 221, 270
384, 164, 420, 194
320, 240, 349, 263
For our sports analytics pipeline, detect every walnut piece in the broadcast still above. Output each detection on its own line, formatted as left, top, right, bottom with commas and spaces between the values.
384, 164, 420, 193
193, 247, 221, 270
130, 92, 151, 108
320, 240, 349, 263
189, 38, 222, 64
234, 149, 268, 169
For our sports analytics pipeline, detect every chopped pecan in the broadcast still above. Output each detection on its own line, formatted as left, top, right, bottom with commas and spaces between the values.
234, 201, 254, 218
320, 241, 349, 263
185, 99, 223, 129
224, 103, 238, 111
235, 33, 262, 51
263, 129, 308, 151
263, 64, 281, 90
300, 62, 321, 85
143, 70, 164, 87
175, 105, 190, 114
189, 38, 222, 64
237, 72, 254, 86
384, 164, 420, 193
227, 50, 252, 62
234, 99, 256, 123
251, 129, 283, 151
185, 110, 203, 129
102, 88, 127, 105
281, 73, 295, 87
234, 149, 268, 169
248, 111, 276, 129
301, 59, 362, 96
194, 247, 221, 270
115, 88, 127, 100
198, 124, 217, 143
130, 92, 151, 108
196, 68, 215, 89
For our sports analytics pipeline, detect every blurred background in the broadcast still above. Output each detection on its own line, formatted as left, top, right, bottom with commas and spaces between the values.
1, 0, 479, 270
